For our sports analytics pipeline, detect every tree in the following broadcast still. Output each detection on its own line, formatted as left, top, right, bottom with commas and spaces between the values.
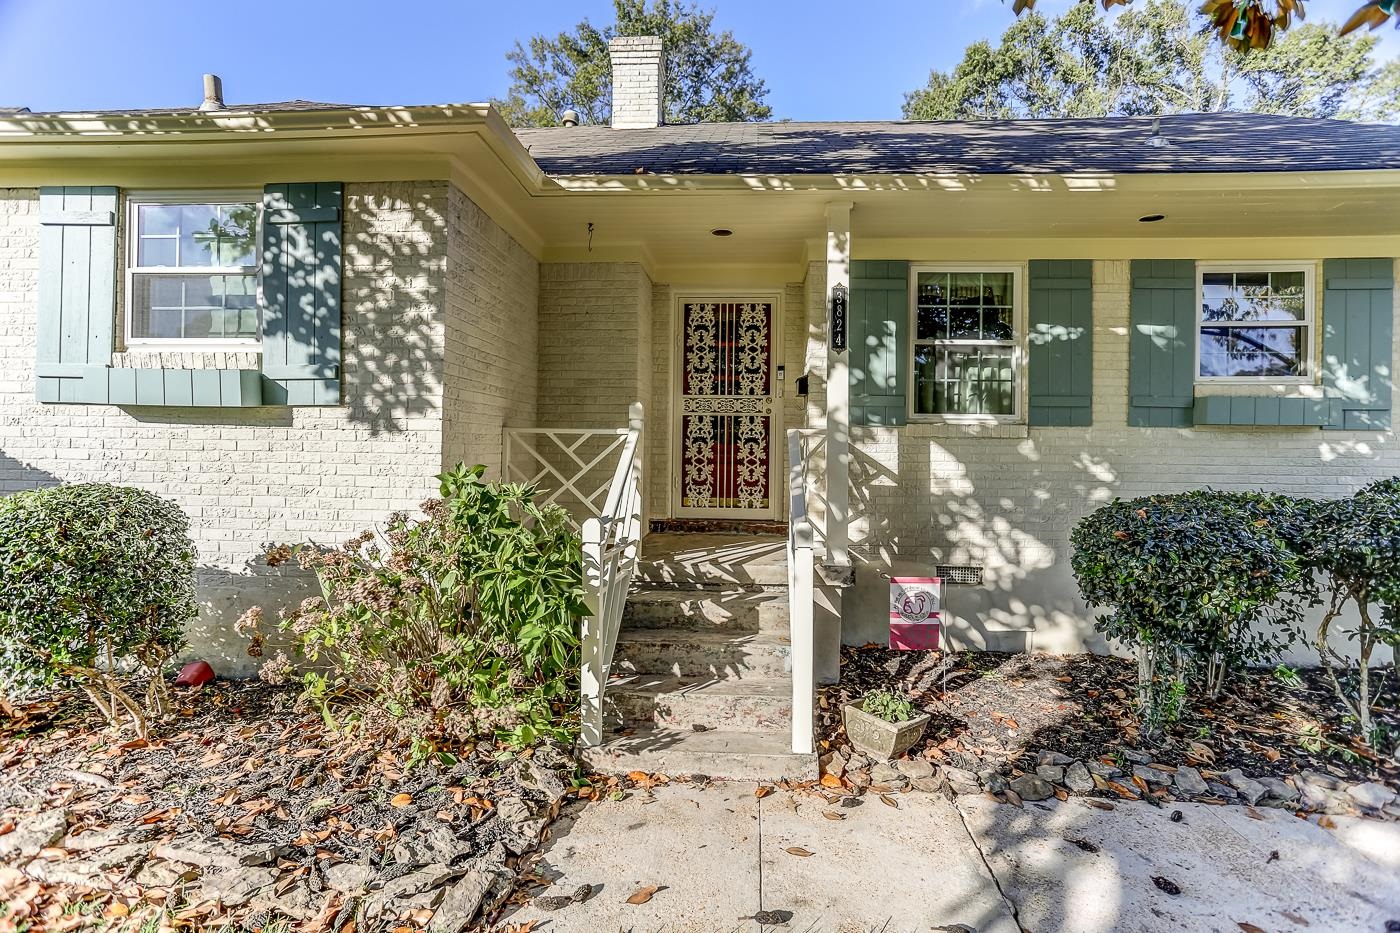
1011, 0, 1396, 49
905, 0, 1397, 121
492, 0, 771, 128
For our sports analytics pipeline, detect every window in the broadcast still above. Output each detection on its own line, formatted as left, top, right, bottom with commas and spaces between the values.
1197, 263, 1313, 381
911, 265, 1021, 418
125, 193, 259, 345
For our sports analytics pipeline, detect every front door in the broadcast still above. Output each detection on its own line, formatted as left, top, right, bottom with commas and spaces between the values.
675, 297, 778, 517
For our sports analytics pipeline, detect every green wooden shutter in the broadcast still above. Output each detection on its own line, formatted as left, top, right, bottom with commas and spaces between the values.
35, 186, 117, 403
849, 260, 909, 427
1322, 258, 1393, 431
1128, 259, 1196, 427
1028, 260, 1093, 426
260, 182, 343, 406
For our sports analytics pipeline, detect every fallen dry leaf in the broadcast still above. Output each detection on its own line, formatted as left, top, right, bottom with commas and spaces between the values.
754, 785, 773, 799
1317, 815, 1337, 830
1084, 799, 1116, 811
626, 885, 661, 905
819, 773, 843, 789
1237, 923, 1267, 933
822, 811, 846, 821
878, 794, 899, 809
388, 793, 413, 809
785, 847, 814, 857
1244, 807, 1266, 821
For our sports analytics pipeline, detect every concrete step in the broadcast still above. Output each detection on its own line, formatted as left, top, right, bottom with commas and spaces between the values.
622, 586, 788, 635
637, 533, 787, 587
581, 726, 816, 782
613, 629, 791, 679
607, 673, 793, 732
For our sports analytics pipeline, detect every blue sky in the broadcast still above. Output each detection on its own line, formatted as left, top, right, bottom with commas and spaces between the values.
1, 0, 1397, 119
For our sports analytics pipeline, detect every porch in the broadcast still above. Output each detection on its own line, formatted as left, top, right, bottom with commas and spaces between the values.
504, 414, 824, 779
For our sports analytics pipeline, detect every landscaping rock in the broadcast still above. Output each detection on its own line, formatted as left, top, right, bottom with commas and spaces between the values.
911, 776, 945, 794
1036, 750, 1073, 767
199, 866, 277, 907
1086, 759, 1122, 779
1206, 781, 1239, 801
391, 824, 467, 867
871, 762, 904, 785
942, 767, 980, 795
1036, 765, 1065, 785
981, 771, 1009, 795
1347, 781, 1398, 812
1298, 771, 1351, 813
1258, 777, 1299, 806
1223, 769, 1268, 806
895, 758, 935, 781
325, 862, 376, 893
1008, 775, 1054, 802
1119, 748, 1152, 766
426, 862, 515, 933
1172, 766, 1209, 798
1064, 761, 1095, 793
0, 810, 67, 862
1133, 765, 1175, 787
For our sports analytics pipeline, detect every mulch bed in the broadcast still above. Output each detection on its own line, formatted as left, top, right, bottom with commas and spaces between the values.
819, 647, 1400, 787
0, 680, 575, 933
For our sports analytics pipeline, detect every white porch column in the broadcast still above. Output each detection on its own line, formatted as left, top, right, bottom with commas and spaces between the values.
824, 202, 852, 570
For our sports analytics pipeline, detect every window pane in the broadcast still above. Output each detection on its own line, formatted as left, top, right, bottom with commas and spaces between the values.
1200, 326, 1303, 377
917, 305, 948, 340
130, 273, 258, 341
918, 270, 1014, 342
915, 345, 1014, 415
132, 201, 256, 269
137, 236, 178, 267
981, 272, 1012, 306
1202, 269, 1306, 323
136, 203, 180, 236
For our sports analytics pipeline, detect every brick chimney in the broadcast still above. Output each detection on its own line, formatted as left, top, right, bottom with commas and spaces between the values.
608, 36, 665, 129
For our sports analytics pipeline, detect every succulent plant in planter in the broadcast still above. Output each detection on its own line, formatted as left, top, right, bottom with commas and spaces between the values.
842, 689, 931, 761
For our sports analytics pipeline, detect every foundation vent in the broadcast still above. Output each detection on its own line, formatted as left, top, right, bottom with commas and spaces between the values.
936, 565, 983, 586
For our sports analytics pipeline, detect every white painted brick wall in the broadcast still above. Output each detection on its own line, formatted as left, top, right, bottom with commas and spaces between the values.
0, 181, 537, 673
803, 258, 1400, 663
443, 183, 540, 477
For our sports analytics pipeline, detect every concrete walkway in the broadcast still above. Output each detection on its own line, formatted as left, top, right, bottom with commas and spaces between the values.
504, 784, 1400, 933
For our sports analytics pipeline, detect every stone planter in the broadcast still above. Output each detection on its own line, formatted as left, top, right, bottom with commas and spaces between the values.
842, 702, 931, 761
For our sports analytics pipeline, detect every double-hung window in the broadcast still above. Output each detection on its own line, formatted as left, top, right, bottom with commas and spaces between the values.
1197, 263, 1313, 381
125, 192, 260, 346
911, 264, 1021, 418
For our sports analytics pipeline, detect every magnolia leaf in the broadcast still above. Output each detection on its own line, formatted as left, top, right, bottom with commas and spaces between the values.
785, 846, 814, 857
626, 885, 661, 905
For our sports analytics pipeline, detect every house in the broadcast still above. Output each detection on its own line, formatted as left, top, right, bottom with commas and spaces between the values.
2, 39, 1399, 777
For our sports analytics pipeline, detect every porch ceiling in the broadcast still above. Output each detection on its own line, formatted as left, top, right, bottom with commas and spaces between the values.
522, 173, 1400, 279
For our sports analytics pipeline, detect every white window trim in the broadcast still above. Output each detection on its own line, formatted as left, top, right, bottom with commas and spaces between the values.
124, 189, 261, 351
1194, 261, 1317, 385
907, 262, 1027, 424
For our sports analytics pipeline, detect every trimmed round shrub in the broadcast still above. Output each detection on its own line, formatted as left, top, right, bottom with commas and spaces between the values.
0, 483, 195, 732
1294, 477, 1400, 741
1070, 490, 1309, 733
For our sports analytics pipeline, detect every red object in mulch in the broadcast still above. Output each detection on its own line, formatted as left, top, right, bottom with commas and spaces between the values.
173, 661, 215, 687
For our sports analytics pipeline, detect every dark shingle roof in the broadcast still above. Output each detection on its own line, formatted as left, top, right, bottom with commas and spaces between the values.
515, 112, 1400, 176
5, 100, 355, 117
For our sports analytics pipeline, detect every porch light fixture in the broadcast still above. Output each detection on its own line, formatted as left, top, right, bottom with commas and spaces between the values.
1139, 213, 1167, 223
710, 228, 733, 237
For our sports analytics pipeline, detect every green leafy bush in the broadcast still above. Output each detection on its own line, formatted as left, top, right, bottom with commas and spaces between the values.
862, 689, 917, 723
240, 464, 585, 750
1293, 478, 1400, 741
1070, 490, 1308, 735
0, 484, 195, 735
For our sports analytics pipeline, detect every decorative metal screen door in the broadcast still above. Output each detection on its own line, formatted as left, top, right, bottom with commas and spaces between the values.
676, 299, 777, 517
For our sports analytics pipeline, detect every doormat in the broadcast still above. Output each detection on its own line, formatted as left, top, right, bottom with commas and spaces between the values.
650, 519, 789, 535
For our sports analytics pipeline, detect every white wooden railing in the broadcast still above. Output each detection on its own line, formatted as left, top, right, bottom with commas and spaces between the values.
787, 428, 817, 755
502, 423, 632, 530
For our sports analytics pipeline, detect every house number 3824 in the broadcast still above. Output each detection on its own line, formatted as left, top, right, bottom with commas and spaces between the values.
830, 283, 848, 353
